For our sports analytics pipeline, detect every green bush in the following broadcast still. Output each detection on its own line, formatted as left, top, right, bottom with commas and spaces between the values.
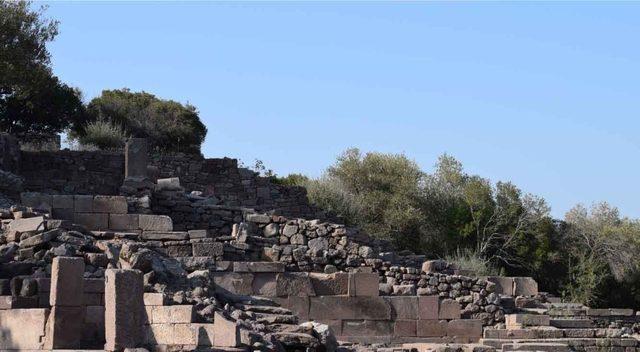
76, 119, 127, 151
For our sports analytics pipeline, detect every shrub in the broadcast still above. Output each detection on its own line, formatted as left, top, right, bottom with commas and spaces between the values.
76, 119, 127, 151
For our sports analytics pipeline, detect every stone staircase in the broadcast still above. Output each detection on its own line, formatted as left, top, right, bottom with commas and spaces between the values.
480, 305, 639, 352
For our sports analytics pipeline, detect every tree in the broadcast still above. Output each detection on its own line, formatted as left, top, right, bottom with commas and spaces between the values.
0, 1, 86, 139
80, 89, 207, 153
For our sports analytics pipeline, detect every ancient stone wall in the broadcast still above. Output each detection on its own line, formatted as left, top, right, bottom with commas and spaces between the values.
19, 150, 125, 195
0, 133, 21, 173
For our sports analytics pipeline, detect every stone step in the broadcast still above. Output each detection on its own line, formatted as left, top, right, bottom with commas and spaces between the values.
549, 319, 593, 329
233, 303, 293, 315
505, 314, 550, 329
481, 337, 640, 350
252, 312, 298, 324
501, 342, 569, 352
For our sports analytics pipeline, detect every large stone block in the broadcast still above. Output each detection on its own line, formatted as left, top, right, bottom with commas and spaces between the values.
213, 311, 241, 347
74, 195, 93, 212
50, 256, 85, 307
505, 314, 550, 329
43, 306, 85, 349
139, 214, 173, 232
9, 216, 45, 233
147, 305, 195, 324
447, 319, 483, 338
0, 308, 49, 350
252, 273, 278, 296
417, 320, 447, 337
192, 242, 224, 257
193, 323, 215, 346
272, 296, 310, 322
20, 192, 52, 208
309, 296, 391, 320
93, 195, 128, 214
438, 299, 461, 320
74, 212, 109, 230
143, 292, 166, 306
140, 231, 188, 241
310, 272, 349, 296
385, 296, 419, 320
513, 277, 538, 296
143, 323, 197, 345
234, 261, 285, 273
341, 320, 393, 336
125, 138, 148, 178
485, 276, 514, 296
394, 320, 417, 337
276, 272, 316, 297
104, 269, 144, 351
52, 195, 74, 209
109, 214, 139, 231
418, 295, 439, 320
348, 272, 379, 297
213, 272, 254, 295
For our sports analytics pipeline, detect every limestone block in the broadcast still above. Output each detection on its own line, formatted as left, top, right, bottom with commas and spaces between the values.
139, 214, 173, 232
85, 305, 105, 324
125, 138, 148, 178
341, 320, 393, 336
19, 229, 59, 248
109, 214, 139, 231
348, 272, 379, 297
310, 272, 349, 296
21, 192, 52, 208
252, 273, 278, 296
93, 195, 128, 214
213, 311, 241, 347
74, 212, 109, 230
143, 323, 197, 345
148, 305, 195, 324
447, 319, 483, 338
192, 242, 224, 257
384, 296, 419, 320
485, 276, 515, 296
417, 320, 447, 337
272, 296, 310, 322
50, 256, 85, 307
276, 272, 316, 297
394, 320, 417, 337
140, 231, 188, 241
418, 295, 439, 320
52, 195, 74, 209
586, 308, 634, 316
505, 314, 550, 329
83, 278, 105, 293
309, 296, 391, 320
234, 261, 285, 273
143, 293, 165, 306
83, 293, 103, 306
9, 216, 45, 233
213, 272, 254, 295
438, 299, 461, 320
187, 229, 209, 239
165, 244, 193, 257
0, 308, 49, 350
43, 306, 85, 349
193, 323, 215, 346
74, 195, 93, 212
513, 277, 539, 296
246, 213, 271, 224
156, 177, 181, 191
104, 269, 144, 351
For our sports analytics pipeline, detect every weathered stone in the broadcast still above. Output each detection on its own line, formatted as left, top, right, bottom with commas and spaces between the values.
74, 213, 109, 230
393, 284, 416, 296
139, 215, 173, 232
384, 296, 419, 320
93, 196, 128, 214
283, 224, 298, 237
143, 292, 165, 306
109, 214, 139, 231
213, 311, 241, 347
246, 213, 271, 224
213, 272, 254, 295
43, 306, 85, 349
146, 305, 195, 323
417, 320, 447, 337
50, 256, 85, 307
421, 259, 448, 273
310, 272, 349, 296
74, 195, 93, 212
104, 269, 144, 351
394, 320, 417, 337
9, 216, 45, 233
418, 295, 439, 320
513, 277, 538, 296
276, 272, 316, 297
125, 138, 148, 178
0, 308, 49, 350
348, 272, 379, 297
447, 319, 483, 338
140, 231, 188, 241
309, 296, 391, 320
233, 261, 285, 273
263, 223, 279, 237
341, 319, 393, 336
192, 242, 224, 257
187, 229, 209, 239
438, 299, 461, 320
52, 195, 74, 209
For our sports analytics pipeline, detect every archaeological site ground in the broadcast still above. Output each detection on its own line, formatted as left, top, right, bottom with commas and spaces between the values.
0, 135, 638, 352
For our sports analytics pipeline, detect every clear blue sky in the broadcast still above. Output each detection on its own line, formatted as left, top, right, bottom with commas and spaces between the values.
43, 2, 640, 219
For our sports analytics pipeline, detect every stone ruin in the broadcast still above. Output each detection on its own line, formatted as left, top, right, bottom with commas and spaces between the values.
0, 136, 639, 352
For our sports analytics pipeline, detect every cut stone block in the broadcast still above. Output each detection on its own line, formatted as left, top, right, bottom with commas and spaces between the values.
438, 299, 461, 320
50, 256, 85, 307
74, 213, 109, 230
192, 242, 224, 257
109, 214, 139, 231
233, 261, 285, 273
513, 277, 538, 296
9, 216, 45, 233
385, 296, 419, 320
104, 269, 144, 351
394, 320, 417, 337
156, 177, 182, 191
417, 320, 447, 337
188, 229, 209, 239
143, 292, 165, 306
143, 323, 197, 345
348, 272, 379, 297
125, 138, 148, 178
418, 295, 439, 320
0, 308, 49, 350
485, 276, 515, 296
252, 273, 278, 296
19, 229, 59, 248
341, 320, 393, 336
140, 231, 188, 241
20, 192, 52, 208
52, 195, 74, 209
447, 319, 483, 338
213, 311, 241, 347
139, 214, 173, 232
309, 296, 391, 320
213, 272, 254, 295
276, 272, 316, 297
43, 306, 85, 349
165, 244, 193, 257
93, 195, 128, 214
505, 313, 551, 329
586, 308, 634, 316
148, 305, 195, 324
74, 195, 93, 212
271, 296, 310, 322
85, 305, 105, 324
309, 272, 349, 296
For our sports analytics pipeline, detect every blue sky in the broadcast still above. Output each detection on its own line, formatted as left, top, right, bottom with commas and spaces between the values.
43, 2, 640, 218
